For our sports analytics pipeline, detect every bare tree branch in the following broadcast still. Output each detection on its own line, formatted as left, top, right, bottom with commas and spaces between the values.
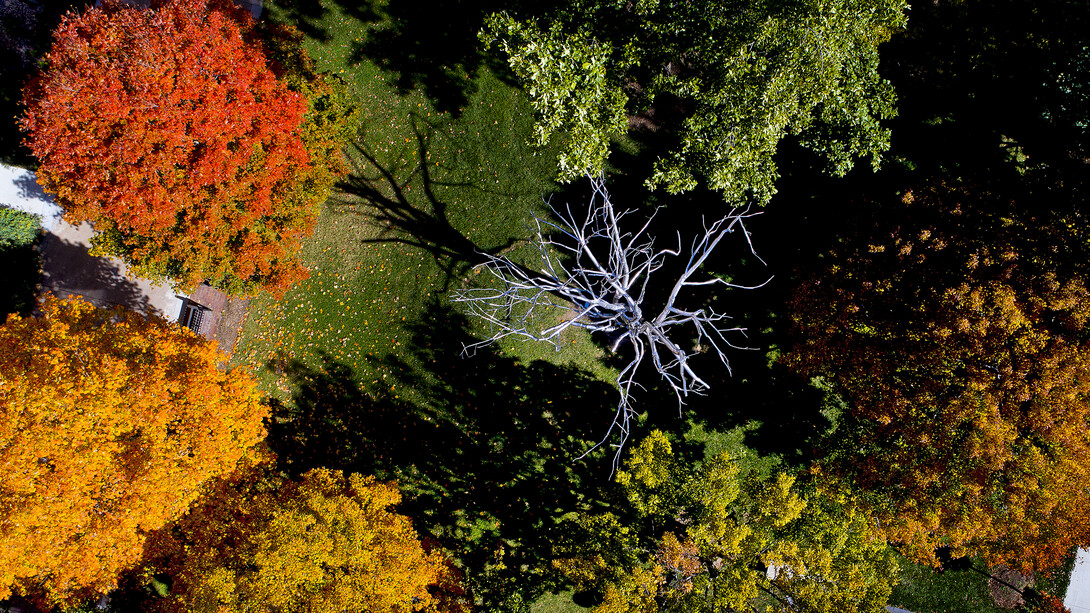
453, 175, 769, 468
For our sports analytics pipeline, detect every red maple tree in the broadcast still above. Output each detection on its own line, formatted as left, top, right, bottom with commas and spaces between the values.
21, 0, 332, 295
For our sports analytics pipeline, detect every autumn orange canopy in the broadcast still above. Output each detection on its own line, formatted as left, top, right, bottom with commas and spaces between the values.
786, 185, 1090, 571
148, 467, 448, 613
21, 0, 317, 294
0, 296, 268, 605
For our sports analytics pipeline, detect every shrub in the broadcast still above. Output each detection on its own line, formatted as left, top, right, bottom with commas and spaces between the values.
0, 205, 39, 248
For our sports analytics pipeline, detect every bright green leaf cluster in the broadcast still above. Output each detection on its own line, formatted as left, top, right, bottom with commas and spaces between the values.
0, 205, 40, 249
560, 430, 899, 613
481, 13, 629, 182
484, 0, 907, 203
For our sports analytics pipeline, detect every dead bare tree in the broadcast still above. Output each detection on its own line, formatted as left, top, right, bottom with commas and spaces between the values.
453, 176, 767, 465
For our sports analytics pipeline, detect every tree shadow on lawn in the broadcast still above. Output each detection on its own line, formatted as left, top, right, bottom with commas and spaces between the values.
261, 0, 386, 44
671, 346, 837, 471
265, 0, 525, 114
330, 143, 481, 291
328, 118, 538, 292
346, 0, 534, 116
266, 300, 620, 606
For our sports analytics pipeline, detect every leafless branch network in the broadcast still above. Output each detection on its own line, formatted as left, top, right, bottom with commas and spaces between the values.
453, 176, 768, 467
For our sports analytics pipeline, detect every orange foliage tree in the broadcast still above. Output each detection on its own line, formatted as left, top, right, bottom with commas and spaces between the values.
148, 467, 452, 613
785, 184, 1090, 571
20, 0, 350, 295
0, 295, 268, 605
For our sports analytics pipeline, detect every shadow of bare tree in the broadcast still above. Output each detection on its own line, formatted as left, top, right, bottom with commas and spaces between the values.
331, 143, 482, 286
266, 301, 618, 608
327, 116, 538, 292
346, 0, 512, 116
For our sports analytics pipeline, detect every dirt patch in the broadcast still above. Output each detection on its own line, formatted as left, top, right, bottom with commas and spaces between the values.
989, 564, 1034, 609
211, 296, 250, 356
628, 112, 661, 132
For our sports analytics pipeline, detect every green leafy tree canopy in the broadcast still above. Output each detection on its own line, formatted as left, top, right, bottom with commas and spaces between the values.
483, 0, 907, 202
0, 205, 39, 248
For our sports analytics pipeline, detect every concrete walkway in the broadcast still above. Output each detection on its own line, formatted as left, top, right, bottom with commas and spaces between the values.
1, 164, 183, 320
234, 0, 262, 19
1065, 549, 1090, 612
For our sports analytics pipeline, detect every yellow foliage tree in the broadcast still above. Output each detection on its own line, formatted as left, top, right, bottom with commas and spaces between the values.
0, 295, 267, 606
560, 431, 899, 613
151, 467, 448, 613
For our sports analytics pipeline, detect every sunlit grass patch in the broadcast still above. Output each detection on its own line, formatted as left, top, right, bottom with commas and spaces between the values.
234, 0, 612, 402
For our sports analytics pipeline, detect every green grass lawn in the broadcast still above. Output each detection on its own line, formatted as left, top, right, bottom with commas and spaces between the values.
530, 591, 588, 613
889, 556, 1009, 613
888, 551, 1076, 613
235, 0, 613, 398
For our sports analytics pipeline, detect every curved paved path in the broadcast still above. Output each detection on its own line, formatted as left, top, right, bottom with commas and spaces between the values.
1066, 549, 1090, 612
1, 164, 183, 319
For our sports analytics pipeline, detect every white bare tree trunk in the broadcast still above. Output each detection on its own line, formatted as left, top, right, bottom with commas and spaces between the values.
453, 176, 768, 465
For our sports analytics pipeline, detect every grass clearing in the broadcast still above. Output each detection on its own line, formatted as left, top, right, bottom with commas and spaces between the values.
529, 591, 589, 613
235, 0, 616, 400
889, 555, 1010, 613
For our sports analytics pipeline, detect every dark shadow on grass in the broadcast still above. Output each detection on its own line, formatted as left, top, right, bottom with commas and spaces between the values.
0, 237, 41, 318
266, 300, 618, 606
676, 350, 837, 470
331, 143, 479, 285
346, 0, 523, 115
263, 0, 524, 112
259, 0, 339, 43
